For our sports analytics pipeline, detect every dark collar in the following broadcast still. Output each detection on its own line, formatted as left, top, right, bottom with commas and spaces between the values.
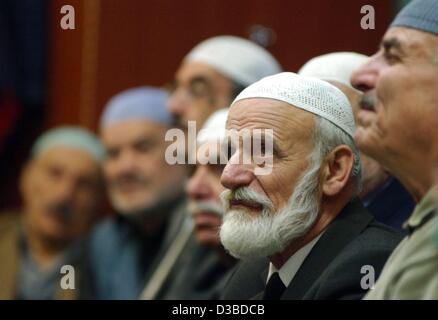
282, 198, 372, 299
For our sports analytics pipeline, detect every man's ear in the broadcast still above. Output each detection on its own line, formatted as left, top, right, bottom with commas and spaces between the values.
321, 145, 354, 197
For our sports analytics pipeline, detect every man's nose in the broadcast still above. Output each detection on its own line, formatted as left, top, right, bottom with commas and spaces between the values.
186, 167, 210, 201
54, 178, 76, 203
116, 149, 138, 173
350, 53, 381, 93
220, 153, 255, 190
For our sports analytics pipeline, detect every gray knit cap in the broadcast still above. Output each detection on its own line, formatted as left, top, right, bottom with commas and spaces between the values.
391, 0, 438, 35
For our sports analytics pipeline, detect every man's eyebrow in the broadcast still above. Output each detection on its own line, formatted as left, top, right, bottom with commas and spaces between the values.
381, 37, 404, 54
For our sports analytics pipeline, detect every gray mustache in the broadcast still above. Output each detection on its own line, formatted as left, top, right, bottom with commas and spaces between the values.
47, 202, 74, 220
187, 200, 224, 217
111, 174, 149, 188
220, 187, 273, 211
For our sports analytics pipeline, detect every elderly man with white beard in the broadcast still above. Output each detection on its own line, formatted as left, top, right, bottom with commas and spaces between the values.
219, 72, 402, 300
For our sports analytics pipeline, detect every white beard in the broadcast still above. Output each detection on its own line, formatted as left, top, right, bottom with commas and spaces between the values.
219, 158, 321, 260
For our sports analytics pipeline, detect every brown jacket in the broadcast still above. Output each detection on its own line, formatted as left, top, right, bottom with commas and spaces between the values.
0, 212, 79, 300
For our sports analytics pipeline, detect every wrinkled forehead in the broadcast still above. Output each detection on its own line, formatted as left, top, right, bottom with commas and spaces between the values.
227, 98, 315, 134
383, 27, 438, 57
226, 98, 316, 154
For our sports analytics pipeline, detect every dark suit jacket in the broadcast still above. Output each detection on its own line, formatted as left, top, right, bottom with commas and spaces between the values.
221, 199, 403, 300
364, 177, 414, 231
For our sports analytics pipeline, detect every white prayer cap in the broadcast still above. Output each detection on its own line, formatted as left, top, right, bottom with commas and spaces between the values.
197, 108, 229, 145
31, 126, 105, 163
232, 72, 355, 138
100, 86, 172, 128
298, 52, 368, 89
184, 35, 282, 86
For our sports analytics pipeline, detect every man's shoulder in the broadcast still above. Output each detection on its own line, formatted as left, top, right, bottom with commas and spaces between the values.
355, 220, 404, 249
365, 211, 438, 299
330, 220, 402, 274
303, 221, 403, 300
390, 211, 438, 270
0, 210, 20, 225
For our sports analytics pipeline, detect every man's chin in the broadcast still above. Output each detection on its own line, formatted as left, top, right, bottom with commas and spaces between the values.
220, 212, 282, 260
117, 204, 152, 216
39, 224, 72, 244
110, 192, 152, 214
354, 127, 385, 163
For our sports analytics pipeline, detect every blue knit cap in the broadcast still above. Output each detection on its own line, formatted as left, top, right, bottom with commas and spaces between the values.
32, 126, 105, 162
100, 86, 172, 128
391, 0, 438, 35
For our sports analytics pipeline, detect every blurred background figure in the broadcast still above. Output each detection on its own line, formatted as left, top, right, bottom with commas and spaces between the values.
298, 52, 415, 230
0, 127, 104, 299
167, 35, 282, 130
148, 108, 237, 300
89, 86, 188, 299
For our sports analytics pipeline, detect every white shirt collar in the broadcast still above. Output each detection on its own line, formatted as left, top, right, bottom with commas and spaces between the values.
267, 232, 324, 286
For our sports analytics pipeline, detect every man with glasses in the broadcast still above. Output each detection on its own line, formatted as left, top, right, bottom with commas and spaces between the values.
167, 35, 282, 131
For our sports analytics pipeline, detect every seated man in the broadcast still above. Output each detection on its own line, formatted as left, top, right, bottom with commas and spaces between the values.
0, 127, 104, 299
168, 35, 282, 131
299, 52, 414, 230
220, 72, 402, 300
90, 86, 188, 299
152, 109, 236, 300
350, 0, 438, 299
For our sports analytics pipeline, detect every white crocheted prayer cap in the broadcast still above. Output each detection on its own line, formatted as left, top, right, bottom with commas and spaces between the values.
185, 36, 282, 86
232, 72, 355, 137
197, 108, 229, 145
298, 52, 368, 89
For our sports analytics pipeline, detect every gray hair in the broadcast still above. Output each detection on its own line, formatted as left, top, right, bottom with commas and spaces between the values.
312, 116, 362, 196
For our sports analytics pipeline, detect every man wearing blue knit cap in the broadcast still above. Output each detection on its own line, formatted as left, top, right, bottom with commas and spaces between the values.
351, 0, 438, 299
0, 126, 104, 299
88, 86, 188, 299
